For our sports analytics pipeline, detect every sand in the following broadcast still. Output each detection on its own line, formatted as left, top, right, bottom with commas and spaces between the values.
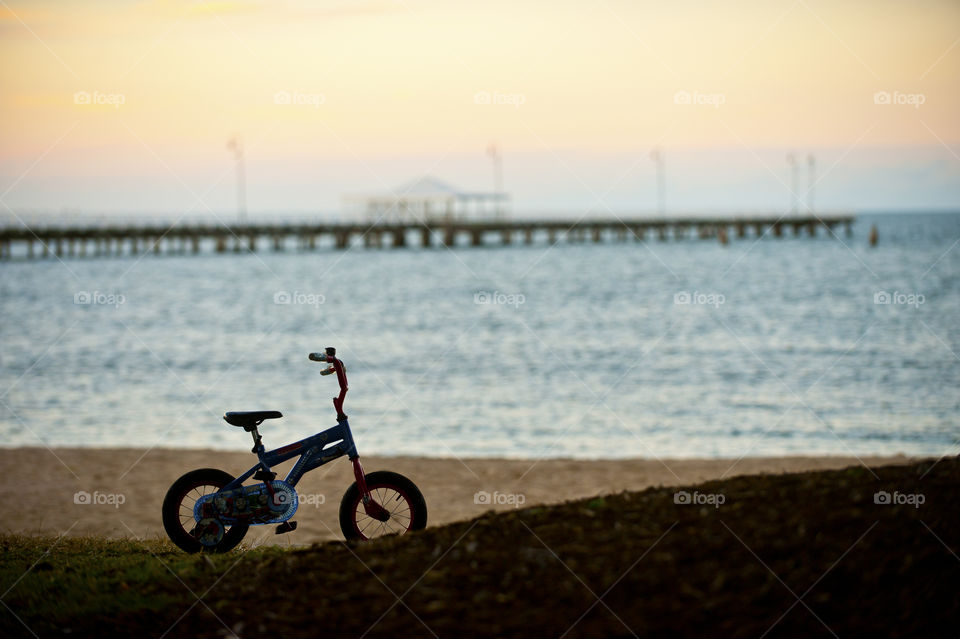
0, 447, 916, 545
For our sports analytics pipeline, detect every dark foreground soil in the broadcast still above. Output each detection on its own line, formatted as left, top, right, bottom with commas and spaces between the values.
3, 458, 958, 638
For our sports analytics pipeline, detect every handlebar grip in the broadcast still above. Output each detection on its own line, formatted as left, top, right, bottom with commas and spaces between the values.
309, 347, 337, 362
310, 350, 345, 373
308, 347, 348, 421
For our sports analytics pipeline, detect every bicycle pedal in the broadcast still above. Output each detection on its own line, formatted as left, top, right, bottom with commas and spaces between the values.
275, 521, 297, 535
254, 469, 277, 481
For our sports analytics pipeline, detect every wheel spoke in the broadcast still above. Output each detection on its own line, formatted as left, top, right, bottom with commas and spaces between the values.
359, 518, 376, 535
176, 482, 226, 537
354, 484, 417, 539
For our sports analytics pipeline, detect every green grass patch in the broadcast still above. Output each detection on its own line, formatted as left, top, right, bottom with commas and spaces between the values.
0, 534, 279, 636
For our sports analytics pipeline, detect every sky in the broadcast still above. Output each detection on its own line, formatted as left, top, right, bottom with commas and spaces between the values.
1, 0, 958, 218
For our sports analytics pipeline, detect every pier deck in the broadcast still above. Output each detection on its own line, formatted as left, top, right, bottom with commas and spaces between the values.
0, 214, 854, 259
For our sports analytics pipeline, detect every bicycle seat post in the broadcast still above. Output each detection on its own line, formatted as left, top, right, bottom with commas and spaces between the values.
249, 424, 263, 454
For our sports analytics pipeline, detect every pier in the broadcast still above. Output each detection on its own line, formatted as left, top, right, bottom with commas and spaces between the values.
0, 214, 854, 260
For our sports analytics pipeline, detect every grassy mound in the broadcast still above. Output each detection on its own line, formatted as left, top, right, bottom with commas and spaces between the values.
2, 458, 957, 638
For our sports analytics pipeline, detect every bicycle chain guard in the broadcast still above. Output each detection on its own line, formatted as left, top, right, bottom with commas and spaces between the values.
194, 480, 299, 532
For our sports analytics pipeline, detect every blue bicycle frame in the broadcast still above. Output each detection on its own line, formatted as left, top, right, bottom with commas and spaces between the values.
223, 418, 360, 491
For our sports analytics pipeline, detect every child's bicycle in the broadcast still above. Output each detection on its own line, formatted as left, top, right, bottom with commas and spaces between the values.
162, 347, 427, 552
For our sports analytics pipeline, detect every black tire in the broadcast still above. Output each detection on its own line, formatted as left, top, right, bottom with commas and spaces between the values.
339, 470, 427, 541
162, 468, 249, 553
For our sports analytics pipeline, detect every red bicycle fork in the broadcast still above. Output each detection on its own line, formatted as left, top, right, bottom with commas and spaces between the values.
352, 456, 390, 521
325, 350, 388, 523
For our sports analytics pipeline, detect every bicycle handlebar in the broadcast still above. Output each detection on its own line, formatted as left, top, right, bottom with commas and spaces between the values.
309, 347, 348, 421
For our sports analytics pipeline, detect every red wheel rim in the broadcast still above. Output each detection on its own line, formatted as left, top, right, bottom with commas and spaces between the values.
350, 483, 414, 539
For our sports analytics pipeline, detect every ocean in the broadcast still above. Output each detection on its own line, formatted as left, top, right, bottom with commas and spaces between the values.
1, 212, 957, 459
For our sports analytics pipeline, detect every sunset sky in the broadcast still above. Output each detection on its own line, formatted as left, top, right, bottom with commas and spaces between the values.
1, 0, 958, 216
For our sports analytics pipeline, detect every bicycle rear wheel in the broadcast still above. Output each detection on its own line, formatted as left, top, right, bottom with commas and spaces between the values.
162, 468, 249, 553
339, 470, 427, 540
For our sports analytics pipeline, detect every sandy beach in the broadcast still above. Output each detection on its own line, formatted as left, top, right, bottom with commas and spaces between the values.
0, 447, 917, 545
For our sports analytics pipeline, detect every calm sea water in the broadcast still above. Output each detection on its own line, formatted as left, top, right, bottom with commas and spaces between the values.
1, 212, 958, 459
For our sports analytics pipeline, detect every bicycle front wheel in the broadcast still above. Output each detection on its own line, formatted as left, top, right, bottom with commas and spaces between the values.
339, 470, 427, 540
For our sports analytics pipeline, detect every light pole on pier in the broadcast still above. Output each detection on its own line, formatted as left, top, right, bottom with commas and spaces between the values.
227, 136, 247, 224
650, 147, 665, 216
786, 153, 799, 215
487, 143, 504, 219
806, 154, 816, 214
